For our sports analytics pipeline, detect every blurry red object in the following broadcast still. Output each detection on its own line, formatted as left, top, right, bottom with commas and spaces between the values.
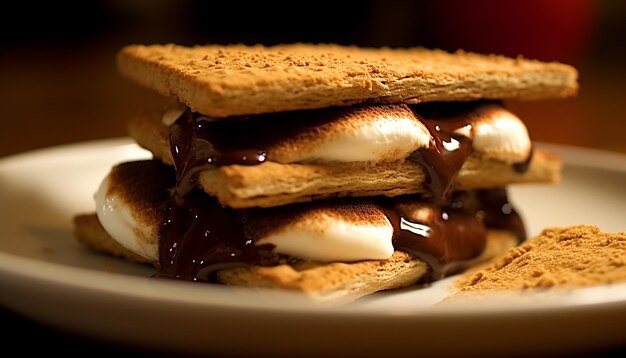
433, 0, 596, 63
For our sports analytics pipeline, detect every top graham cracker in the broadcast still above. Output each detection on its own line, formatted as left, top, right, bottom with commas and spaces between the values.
117, 43, 578, 117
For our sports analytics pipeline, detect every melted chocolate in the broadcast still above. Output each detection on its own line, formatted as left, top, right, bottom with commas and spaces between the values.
376, 187, 524, 280
155, 102, 526, 282
380, 201, 486, 281
407, 122, 471, 203
157, 190, 279, 281
153, 187, 518, 282
171, 102, 502, 202
169, 107, 362, 199
407, 102, 497, 202
463, 188, 526, 242
169, 110, 268, 200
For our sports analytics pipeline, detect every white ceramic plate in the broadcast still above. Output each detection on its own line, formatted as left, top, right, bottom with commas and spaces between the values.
0, 139, 625, 356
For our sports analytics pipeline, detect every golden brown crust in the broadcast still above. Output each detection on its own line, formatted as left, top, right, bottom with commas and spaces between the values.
73, 213, 517, 304
127, 110, 171, 161
117, 44, 578, 117
73, 214, 151, 264
244, 200, 392, 241
198, 150, 560, 208
106, 160, 173, 231
215, 251, 427, 304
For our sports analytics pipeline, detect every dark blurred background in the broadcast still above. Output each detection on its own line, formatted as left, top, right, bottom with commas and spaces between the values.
1, 1, 626, 355
1, 0, 625, 156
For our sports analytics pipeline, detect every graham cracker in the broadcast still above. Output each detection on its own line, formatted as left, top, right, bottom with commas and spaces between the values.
129, 115, 561, 208
118, 44, 578, 117
73, 213, 516, 304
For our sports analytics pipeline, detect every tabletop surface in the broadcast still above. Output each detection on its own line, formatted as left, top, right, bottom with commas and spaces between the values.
2, 307, 624, 357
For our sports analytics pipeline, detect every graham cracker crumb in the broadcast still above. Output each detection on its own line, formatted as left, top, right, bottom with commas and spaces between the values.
454, 225, 626, 292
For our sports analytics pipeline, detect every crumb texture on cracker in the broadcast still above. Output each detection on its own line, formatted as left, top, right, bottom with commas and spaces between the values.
118, 44, 578, 117
197, 149, 561, 208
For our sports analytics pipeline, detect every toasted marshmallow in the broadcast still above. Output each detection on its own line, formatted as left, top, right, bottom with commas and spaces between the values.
96, 168, 394, 263
275, 102, 532, 164
162, 102, 531, 164
270, 105, 432, 163
256, 203, 394, 262
95, 175, 159, 261
471, 105, 532, 162
267, 103, 533, 164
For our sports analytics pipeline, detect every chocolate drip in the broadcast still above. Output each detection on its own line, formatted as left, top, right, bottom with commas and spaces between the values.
407, 102, 483, 202
103, 160, 280, 281
157, 190, 278, 281
169, 110, 268, 200
376, 188, 523, 280
380, 202, 486, 281
154, 102, 526, 283
408, 123, 471, 203
160, 109, 295, 281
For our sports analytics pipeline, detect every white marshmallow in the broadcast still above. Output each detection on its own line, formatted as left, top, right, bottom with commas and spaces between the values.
163, 103, 531, 164
95, 173, 394, 263
95, 176, 158, 261
257, 215, 394, 262
471, 108, 532, 162
298, 115, 431, 163
276, 104, 532, 163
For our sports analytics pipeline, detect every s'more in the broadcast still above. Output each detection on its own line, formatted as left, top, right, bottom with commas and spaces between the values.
73, 44, 577, 304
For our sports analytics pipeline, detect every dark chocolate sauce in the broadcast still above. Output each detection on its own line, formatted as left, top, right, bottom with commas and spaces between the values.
169, 109, 268, 200
465, 188, 526, 242
155, 102, 526, 282
407, 122, 471, 203
157, 190, 278, 281
157, 109, 281, 281
380, 202, 486, 281
377, 187, 523, 281
407, 103, 482, 202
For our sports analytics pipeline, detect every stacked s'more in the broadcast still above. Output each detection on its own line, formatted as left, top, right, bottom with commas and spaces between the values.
74, 44, 577, 303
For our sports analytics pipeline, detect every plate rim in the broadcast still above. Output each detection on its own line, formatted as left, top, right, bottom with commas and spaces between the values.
1, 138, 626, 319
